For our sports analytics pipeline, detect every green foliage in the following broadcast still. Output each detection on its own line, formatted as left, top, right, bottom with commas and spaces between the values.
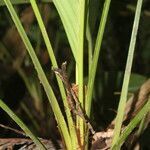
86, 0, 111, 117
129, 73, 147, 92
112, 0, 144, 146
0, 0, 149, 149
113, 98, 150, 149
2, 0, 71, 149
0, 99, 46, 149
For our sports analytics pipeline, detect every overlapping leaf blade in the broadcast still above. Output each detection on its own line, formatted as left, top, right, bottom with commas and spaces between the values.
53, 0, 79, 60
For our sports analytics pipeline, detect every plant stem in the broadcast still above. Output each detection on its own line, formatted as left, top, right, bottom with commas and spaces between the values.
112, 98, 150, 149
3, 0, 72, 149
30, 1, 78, 148
111, 0, 144, 147
76, 0, 85, 146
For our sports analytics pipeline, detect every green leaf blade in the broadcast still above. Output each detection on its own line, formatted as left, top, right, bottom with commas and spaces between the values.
0, 99, 46, 150
111, 0, 144, 147
2, 0, 72, 149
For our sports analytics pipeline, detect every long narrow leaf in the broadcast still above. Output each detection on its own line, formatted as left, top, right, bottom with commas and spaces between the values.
86, 0, 111, 116
76, 0, 85, 145
53, 0, 79, 60
0, 99, 46, 150
111, 0, 144, 146
112, 98, 150, 149
86, 16, 93, 72
30, 1, 78, 148
2, 0, 72, 149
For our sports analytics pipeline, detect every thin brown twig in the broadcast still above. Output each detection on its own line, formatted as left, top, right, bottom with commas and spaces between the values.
0, 123, 26, 136
53, 62, 95, 135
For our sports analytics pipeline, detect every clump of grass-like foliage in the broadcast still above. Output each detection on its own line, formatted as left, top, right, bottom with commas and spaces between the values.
0, 0, 149, 149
